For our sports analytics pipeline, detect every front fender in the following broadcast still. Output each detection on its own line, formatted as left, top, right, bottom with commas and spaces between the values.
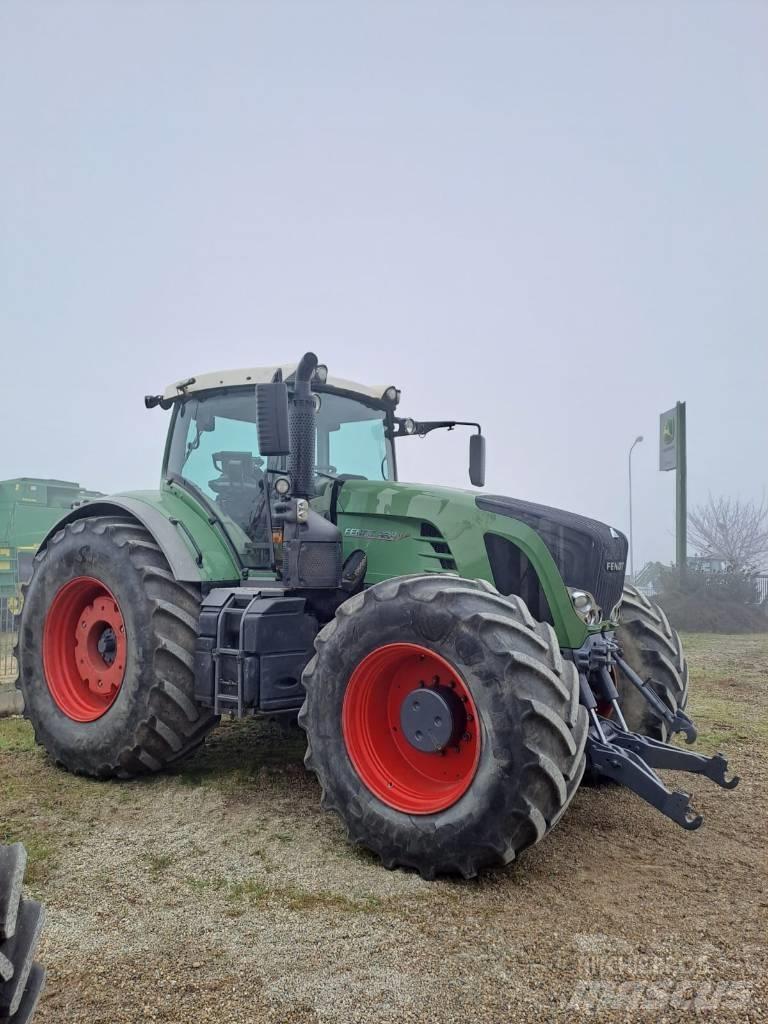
37, 491, 240, 584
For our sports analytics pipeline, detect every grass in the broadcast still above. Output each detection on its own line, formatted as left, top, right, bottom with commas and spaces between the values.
144, 851, 175, 876
678, 632, 768, 751
181, 871, 383, 914
168, 719, 308, 797
0, 716, 35, 751
0, 819, 58, 884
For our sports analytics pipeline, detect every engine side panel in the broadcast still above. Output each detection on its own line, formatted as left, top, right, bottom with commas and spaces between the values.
334, 480, 590, 648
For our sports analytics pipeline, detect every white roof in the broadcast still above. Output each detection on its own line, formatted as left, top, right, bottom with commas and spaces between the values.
162, 364, 398, 403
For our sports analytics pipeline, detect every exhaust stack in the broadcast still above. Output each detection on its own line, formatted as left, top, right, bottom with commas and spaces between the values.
279, 351, 342, 591
289, 352, 318, 500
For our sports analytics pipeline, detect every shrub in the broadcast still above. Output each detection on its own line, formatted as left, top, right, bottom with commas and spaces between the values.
656, 567, 768, 633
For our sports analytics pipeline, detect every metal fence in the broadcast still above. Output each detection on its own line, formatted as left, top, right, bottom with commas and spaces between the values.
635, 573, 768, 603
0, 596, 17, 683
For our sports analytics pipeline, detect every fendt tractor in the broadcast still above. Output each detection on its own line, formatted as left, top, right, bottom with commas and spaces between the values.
16, 354, 739, 878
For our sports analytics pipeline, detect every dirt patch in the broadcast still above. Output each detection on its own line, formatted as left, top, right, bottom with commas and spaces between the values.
2, 636, 767, 1023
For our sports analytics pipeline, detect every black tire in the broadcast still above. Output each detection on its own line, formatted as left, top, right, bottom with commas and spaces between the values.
0, 844, 45, 1023
615, 584, 688, 741
16, 516, 217, 778
299, 574, 588, 879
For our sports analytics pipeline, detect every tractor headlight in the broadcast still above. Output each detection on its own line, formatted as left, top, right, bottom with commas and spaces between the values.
568, 588, 602, 625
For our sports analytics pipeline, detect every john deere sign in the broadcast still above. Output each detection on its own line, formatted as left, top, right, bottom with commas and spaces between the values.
659, 402, 687, 576
659, 407, 677, 471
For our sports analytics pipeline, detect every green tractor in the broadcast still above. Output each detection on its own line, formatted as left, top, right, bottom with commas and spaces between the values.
16, 354, 738, 878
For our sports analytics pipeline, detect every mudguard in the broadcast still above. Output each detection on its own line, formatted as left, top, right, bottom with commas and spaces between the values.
35, 492, 240, 584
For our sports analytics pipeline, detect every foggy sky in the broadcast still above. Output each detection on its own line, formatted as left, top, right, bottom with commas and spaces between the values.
2, 0, 766, 572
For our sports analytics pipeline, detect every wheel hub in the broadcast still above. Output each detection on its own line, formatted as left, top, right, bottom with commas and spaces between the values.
77, 597, 125, 695
399, 684, 467, 752
43, 577, 127, 721
341, 642, 481, 814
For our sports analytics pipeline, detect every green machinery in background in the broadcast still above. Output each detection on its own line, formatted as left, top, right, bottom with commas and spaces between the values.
1, 479, 103, 689
0, 479, 104, 607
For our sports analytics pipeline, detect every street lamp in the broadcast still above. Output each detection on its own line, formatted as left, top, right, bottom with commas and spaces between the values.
628, 435, 643, 583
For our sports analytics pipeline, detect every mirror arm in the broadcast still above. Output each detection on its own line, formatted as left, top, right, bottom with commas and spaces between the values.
394, 418, 482, 438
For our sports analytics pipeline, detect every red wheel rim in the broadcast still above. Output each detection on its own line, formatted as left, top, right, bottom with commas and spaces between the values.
342, 643, 481, 814
42, 576, 127, 722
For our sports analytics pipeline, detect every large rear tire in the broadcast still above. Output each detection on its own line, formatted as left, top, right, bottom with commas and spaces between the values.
299, 574, 588, 879
17, 516, 217, 778
0, 844, 45, 1023
615, 584, 688, 741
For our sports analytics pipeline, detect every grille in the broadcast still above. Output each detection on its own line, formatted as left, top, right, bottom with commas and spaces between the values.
296, 542, 342, 588
477, 495, 628, 616
419, 522, 457, 572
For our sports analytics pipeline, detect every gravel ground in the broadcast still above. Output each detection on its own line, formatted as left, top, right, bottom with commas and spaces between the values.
1, 632, 766, 1023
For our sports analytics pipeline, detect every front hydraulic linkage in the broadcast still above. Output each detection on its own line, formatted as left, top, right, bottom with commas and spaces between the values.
613, 653, 698, 743
572, 634, 740, 832
586, 718, 740, 831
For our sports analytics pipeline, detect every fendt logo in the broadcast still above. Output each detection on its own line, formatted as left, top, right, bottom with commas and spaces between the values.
605, 560, 626, 573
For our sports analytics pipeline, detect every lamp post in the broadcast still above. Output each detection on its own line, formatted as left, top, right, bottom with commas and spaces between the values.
628, 435, 643, 583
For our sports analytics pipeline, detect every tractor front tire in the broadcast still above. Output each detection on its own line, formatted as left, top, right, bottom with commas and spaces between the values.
0, 844, 45, 1023
17, 516, 216, 778
299, 574, 588, 879
615, 584, 688, 741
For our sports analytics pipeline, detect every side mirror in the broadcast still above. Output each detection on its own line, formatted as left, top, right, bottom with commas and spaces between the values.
469, 432, 486, 487
256, 382, 290, 455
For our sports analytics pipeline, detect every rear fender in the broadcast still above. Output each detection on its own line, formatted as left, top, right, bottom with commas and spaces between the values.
36, 493, 240, 584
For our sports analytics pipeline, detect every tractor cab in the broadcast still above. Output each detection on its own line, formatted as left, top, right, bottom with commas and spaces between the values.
157, 362, 484, 573
158, 360, 487, 577
159, 364, 398, 571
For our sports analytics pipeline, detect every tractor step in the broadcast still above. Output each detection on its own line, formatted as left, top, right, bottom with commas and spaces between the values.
586, 719, 739, 831
195, 587, 318, 717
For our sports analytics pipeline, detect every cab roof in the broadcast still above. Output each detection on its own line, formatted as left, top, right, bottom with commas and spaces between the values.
162, 363, 399, 405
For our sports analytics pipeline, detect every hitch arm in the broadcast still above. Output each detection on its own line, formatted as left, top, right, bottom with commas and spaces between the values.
607, 729, 740, 790
614, 654, 698, 743
587, 731, 704, 830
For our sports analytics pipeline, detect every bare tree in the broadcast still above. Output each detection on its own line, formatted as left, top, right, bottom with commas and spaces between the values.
688, 495, 768, 572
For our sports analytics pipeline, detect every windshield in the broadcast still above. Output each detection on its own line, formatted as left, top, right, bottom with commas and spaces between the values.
165, 386, 394, 568
315, 391, 393, 482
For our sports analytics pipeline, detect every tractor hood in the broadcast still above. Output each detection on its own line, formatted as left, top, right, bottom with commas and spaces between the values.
476, 494, 629, 621
334, 479, 627, 647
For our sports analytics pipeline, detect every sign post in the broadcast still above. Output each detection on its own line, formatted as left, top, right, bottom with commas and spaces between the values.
659, 402, 687, 582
